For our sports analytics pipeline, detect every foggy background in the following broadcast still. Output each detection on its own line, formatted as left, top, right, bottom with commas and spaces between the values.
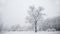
0, 0, 60, 27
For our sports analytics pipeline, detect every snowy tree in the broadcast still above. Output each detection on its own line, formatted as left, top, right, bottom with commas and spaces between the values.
0, 14, 3, 32
26, 6, 45, 32
10, 24, 21, 31
42, 16, 60, 31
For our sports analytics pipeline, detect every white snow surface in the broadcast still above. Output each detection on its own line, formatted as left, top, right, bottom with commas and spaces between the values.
1, 31, 60, 34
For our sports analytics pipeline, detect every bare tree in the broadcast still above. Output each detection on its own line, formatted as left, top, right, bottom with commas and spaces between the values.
26, 6, 45, 32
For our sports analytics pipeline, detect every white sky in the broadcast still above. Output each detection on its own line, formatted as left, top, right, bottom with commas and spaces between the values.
0, 0, 60, 26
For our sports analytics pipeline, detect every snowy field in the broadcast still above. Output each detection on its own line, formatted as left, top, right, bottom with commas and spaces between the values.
1, 31, 60, 34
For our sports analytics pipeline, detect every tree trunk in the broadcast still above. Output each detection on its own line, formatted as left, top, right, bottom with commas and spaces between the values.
35, 21, 37, 32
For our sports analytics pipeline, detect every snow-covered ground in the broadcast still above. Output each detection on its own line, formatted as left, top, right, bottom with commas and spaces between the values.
1, 31, 60, 34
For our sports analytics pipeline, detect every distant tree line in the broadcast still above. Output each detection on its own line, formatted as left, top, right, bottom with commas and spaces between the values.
0, 15, 60, 32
